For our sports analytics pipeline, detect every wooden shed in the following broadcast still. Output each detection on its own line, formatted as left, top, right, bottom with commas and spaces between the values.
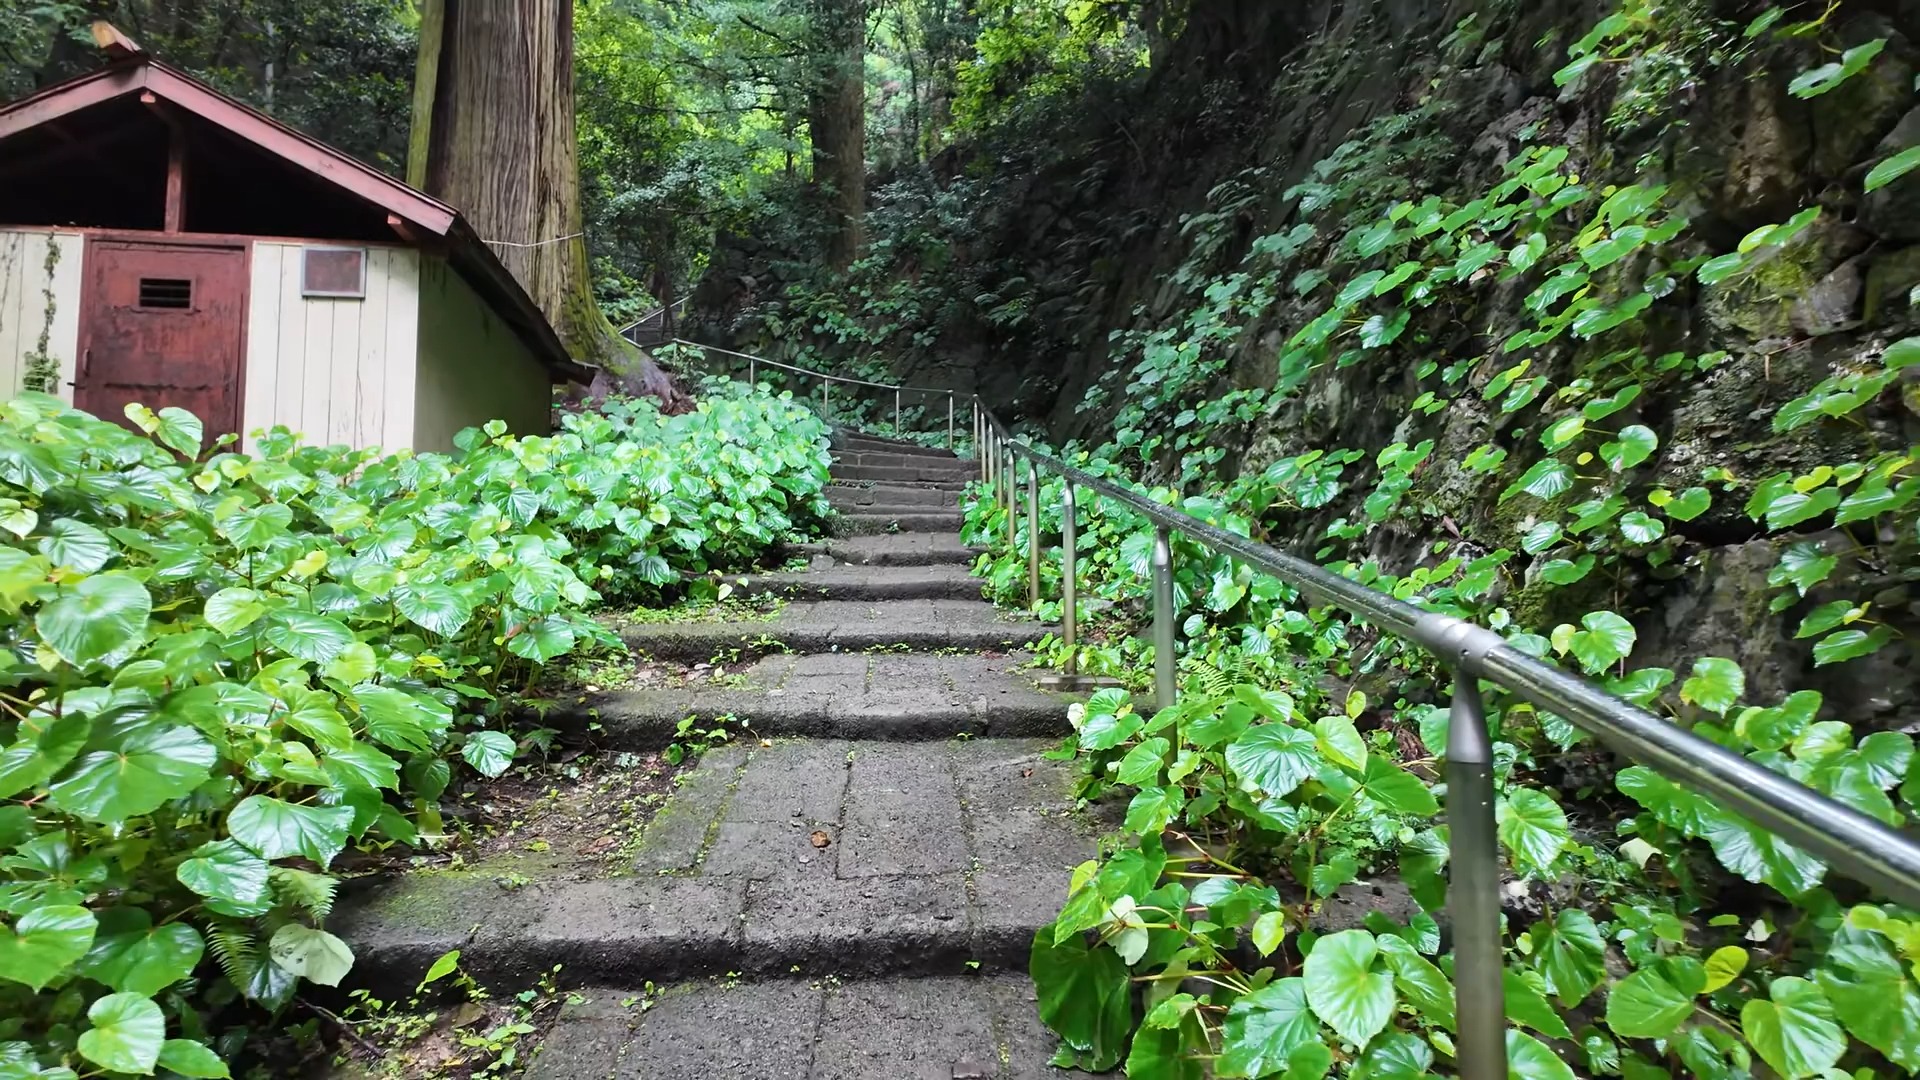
0, 41, 586, 453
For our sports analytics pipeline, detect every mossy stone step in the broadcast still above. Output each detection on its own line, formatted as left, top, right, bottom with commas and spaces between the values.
520, 976, 1091, 1079
528, 652, 1074, 745
613, 599, 1045, 661
788, 533, 981, 567
331, 739, 1100, 988
727, 563, 982, 601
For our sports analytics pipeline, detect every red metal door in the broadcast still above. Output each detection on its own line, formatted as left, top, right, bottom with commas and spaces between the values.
76, 239, 247, 439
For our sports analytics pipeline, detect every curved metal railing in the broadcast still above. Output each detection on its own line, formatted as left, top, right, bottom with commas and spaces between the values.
671, 339, 963, 449
968, 401, 1920, 1080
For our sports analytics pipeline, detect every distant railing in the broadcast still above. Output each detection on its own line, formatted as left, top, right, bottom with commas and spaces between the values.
617, 298, 689, 348
970, 402, 1920, 1080
671, 339, 962, 450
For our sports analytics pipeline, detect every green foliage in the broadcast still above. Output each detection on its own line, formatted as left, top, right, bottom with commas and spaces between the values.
0, 381, 824, 1075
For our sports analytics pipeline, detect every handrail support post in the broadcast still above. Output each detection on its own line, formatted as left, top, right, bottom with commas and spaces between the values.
1447, 668, 1507, 1080
1152, 526, 1176, 711
1027, 460, 1041, 610
1062, 482, 1078, 676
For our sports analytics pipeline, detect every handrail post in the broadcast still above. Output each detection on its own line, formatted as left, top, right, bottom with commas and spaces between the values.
947, 394, 955, 451
1027, 460, 1041, 610
1062, 482, 1078, 676
1152, 526, 1176, 710
749, 357, 756, 385
823, 380, 831, 421
895, 389, 902, 435
1448, 671, 1507, 1080
1005, 450, 1017, 551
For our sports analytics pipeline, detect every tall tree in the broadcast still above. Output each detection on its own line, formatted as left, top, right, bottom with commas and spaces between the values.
808, 0, 866, 267
407, 0, 652, 377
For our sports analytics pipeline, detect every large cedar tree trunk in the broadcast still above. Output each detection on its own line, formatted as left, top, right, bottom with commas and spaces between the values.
407, 0, 677, 399
809, 0, 867, 269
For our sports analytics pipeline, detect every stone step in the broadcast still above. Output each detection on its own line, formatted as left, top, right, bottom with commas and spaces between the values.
828, 483, 964, 509
833, 509, 966, 536
521, 976, 1088, 1080
531, 653, 1071, 745
613, 598, 1046, 661
730, 563, 982, 601
832, 461, 976, 484
833, 431, 964, 460
332, 739, 1097, 989
789, 533, 981, 567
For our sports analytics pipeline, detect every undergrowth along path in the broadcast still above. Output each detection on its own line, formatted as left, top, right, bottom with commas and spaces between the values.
333, 430, 1097, 1078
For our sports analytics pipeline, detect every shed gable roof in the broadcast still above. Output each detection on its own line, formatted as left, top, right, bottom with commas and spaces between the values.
0, 57, 586, 383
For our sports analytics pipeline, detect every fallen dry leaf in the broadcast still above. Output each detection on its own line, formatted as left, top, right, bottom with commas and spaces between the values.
810, 830, 832, 849
1020, 768, 1034, 778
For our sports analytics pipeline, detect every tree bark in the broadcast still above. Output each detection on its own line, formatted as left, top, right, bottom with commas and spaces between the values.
808, 0, 866, 269
407, 0, 669, 389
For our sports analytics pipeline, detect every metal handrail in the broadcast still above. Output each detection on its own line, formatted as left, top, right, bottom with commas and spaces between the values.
967, 399, 1920, 1080
672, 339, 961, 449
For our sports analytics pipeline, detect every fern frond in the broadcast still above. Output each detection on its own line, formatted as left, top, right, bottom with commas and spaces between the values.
208, 921, 259, 985
270, 867, 339, 921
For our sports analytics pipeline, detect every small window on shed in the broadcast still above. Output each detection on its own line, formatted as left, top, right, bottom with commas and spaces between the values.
302, 246, 367, 299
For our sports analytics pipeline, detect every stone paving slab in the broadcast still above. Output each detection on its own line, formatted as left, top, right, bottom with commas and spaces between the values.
332, 739, 1098, 987
543, 653, 1071, 746
828, 482, 963, 508
523, 976, 1091, 1080
834, 432, 964, 459
729, 563, 982, 601
790, 533, 980, 566
833, 510, 966, 537
616, 598, 1045, 661
834, 462, 977, 484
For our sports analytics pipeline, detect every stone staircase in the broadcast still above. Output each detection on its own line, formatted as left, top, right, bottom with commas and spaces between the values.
332, 431, 1095, 1079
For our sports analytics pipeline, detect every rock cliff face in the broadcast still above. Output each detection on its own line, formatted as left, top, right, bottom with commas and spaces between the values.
705, 0, 1920, 730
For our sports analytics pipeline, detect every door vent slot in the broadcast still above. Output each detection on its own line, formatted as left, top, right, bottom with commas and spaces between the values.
137, 278, 192, 310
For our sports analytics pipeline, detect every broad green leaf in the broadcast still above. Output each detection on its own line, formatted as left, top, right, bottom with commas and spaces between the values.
1125, 787, 1184, 834
1116, 738, 1170, 786
461, 731, 517, 778
1124, 1023, 1204, 1080
1313, 716, 1366, 770
1507, 1030, 1576, 1080
227, 796, 354, 867
203, 588, 268, 635
0, 906, 96, 991
1567, 610, 1635, 673
1680, 657, 1744, 715
1703, 815, 1825, 896
1220, 978, 1319, 1078
76, 910, 203, 995
267, 924, 355, 987
1497, 789, 1569, 876
177, 839, 272, 917
0, 713, 87, 800
1606, 967, 1695, 1039
1702, 946, 1748, 993
1858, 731, 1913, 789
1741, 976, 1845, 1079
1617, 510, 1664, 544
1376, 935, 1454, 1031
76, 992, 164, 1075
1532, 909, 1605, 1007
506, 616, 577, 662
155, 1040, 230, 1079
1501, 459, 1575, 503
38, 519, 112, 574
49, 716, 217, 824
1226, 724, 1320, 799
1794, 600, 1860, 640
152, 407, 205, 458
1663, 486, 1711, 521
35, 572, 151, 670
1031, 931, 1132, 1071
1813, 626, 1894, 666
1817, 930, 1920, 1071
1505, 968, 1573, 1038
1251, 911, 1287, 957
394, 583, 473, 637
1599, 425, 1658, 472
1359, 755, 1437, 816
265, 611, 355, 665
1303, 930, 1395, 1047
1788, 38, 1886, 97
216, 502, 293, 550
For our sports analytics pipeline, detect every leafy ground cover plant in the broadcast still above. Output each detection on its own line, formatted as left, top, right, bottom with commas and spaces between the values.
959, 11, 1920, 1059
0, 380, 829, 1078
